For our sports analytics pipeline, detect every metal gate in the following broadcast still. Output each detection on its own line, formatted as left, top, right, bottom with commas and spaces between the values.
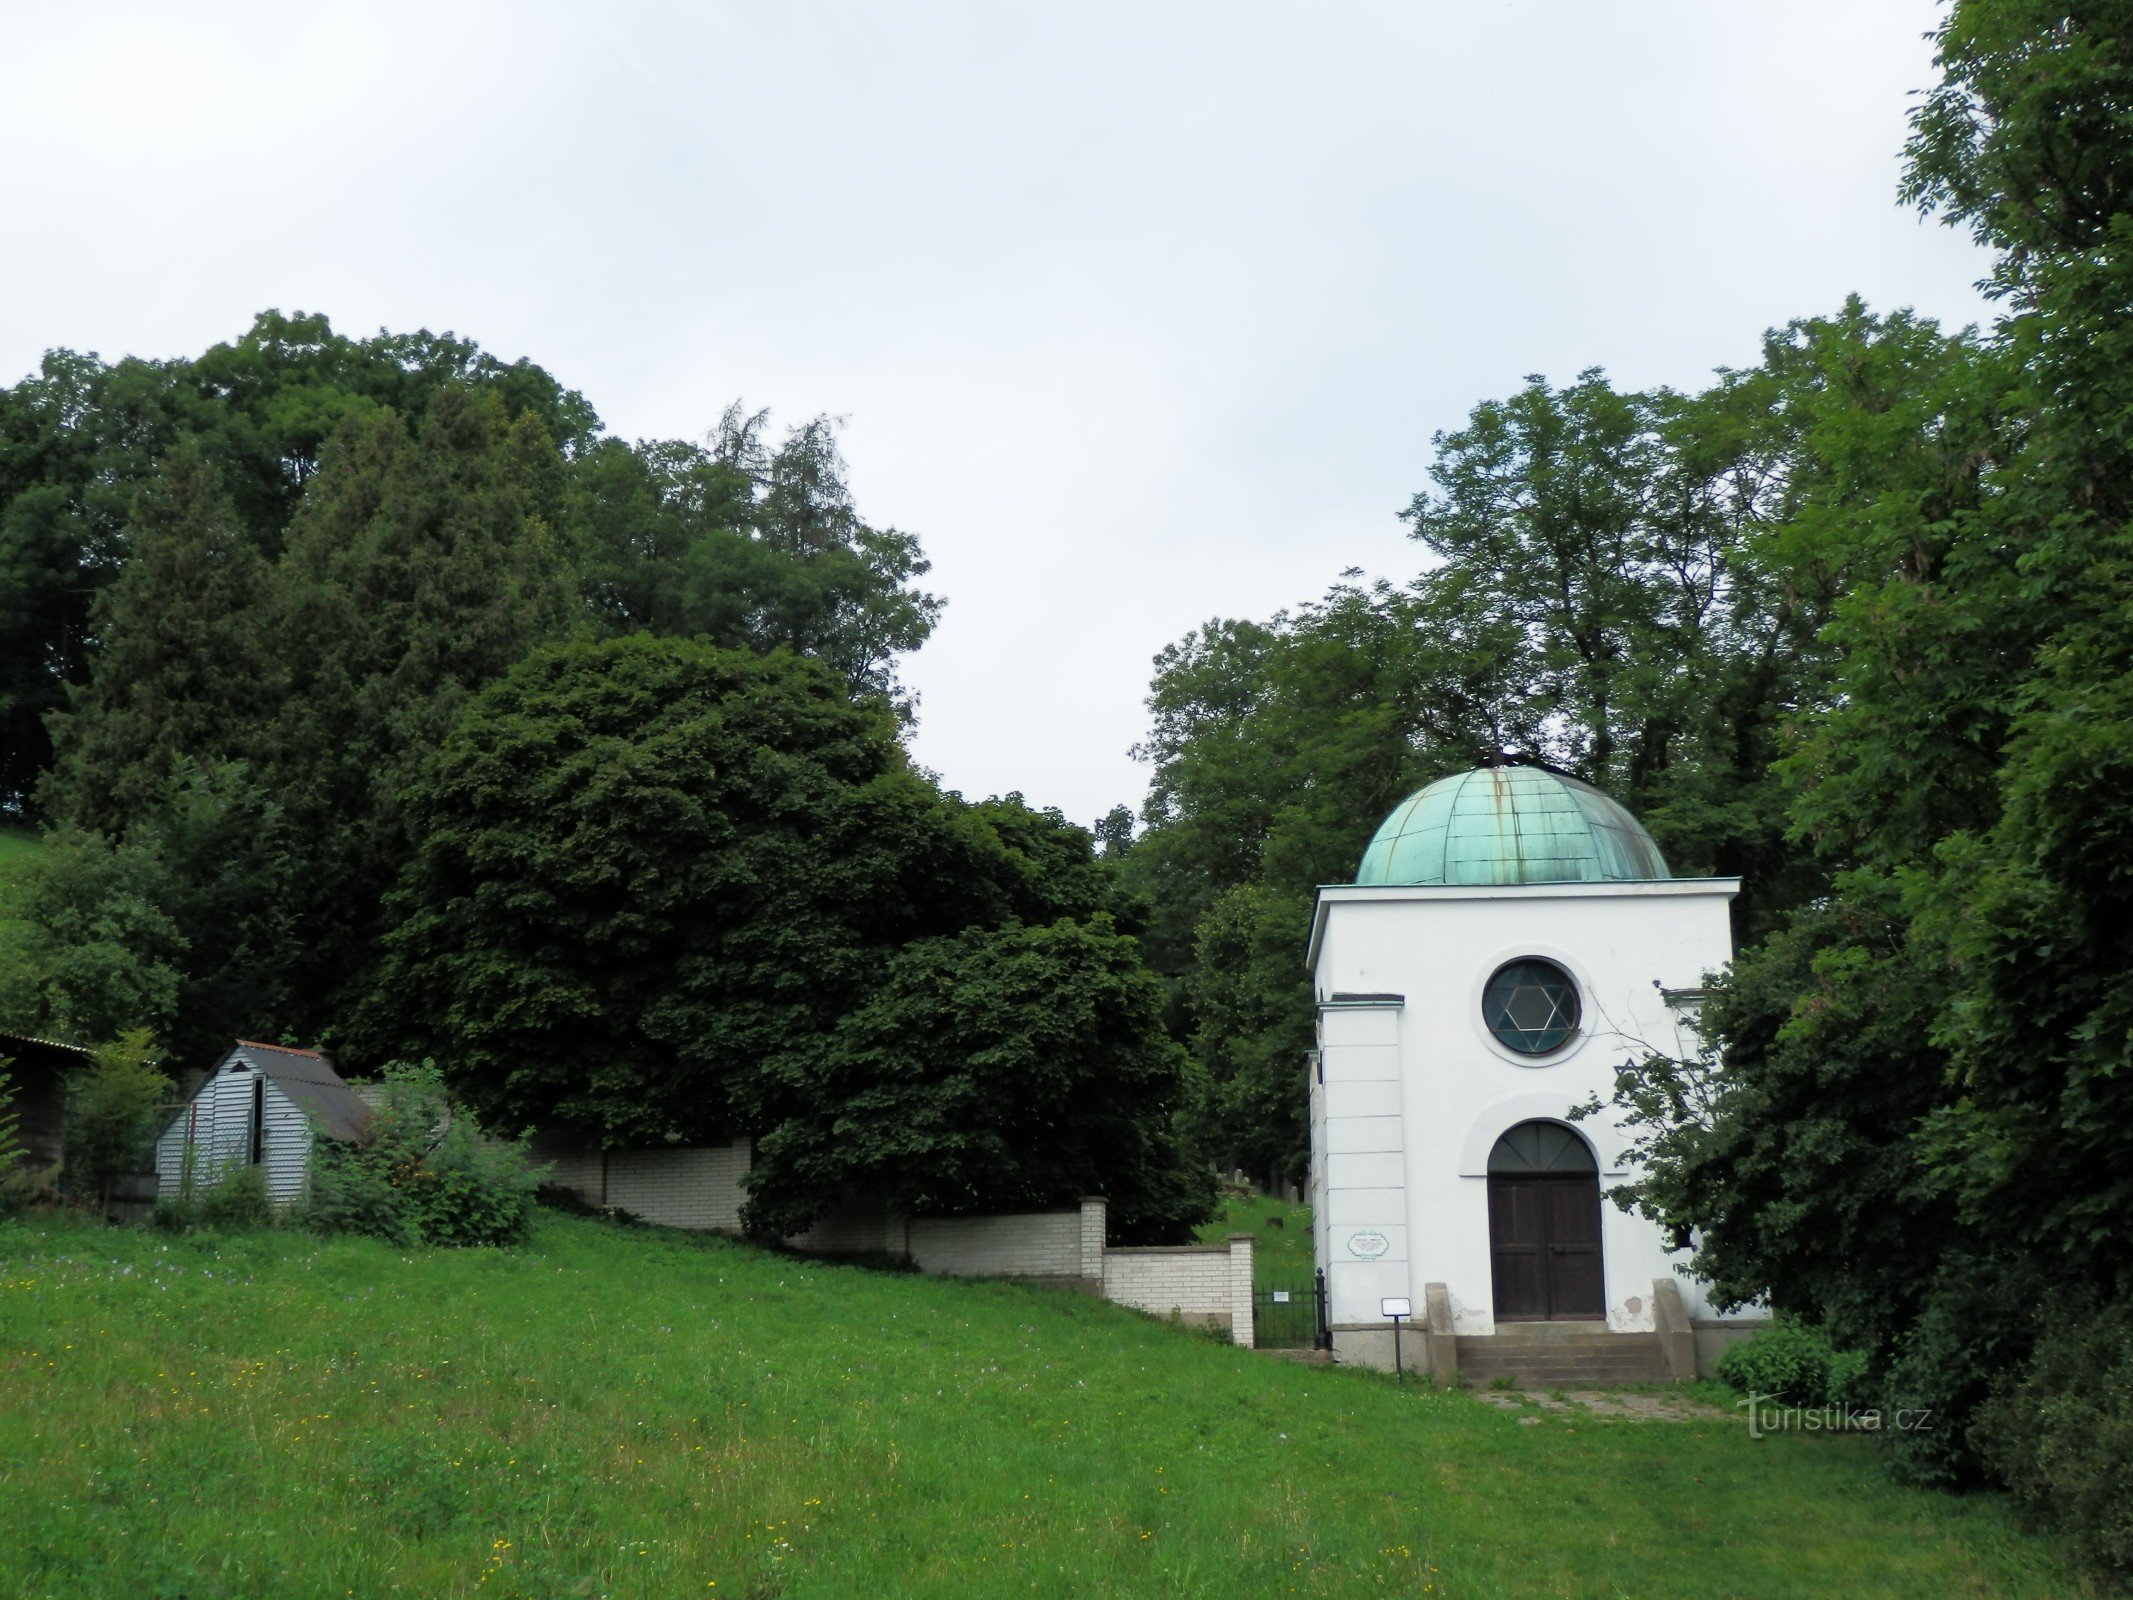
1254, 1269, 1330, 1350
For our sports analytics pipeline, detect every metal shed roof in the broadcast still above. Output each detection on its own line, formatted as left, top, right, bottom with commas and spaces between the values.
218, 1041, 372, 1144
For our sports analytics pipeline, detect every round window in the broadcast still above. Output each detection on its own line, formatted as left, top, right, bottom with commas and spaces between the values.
1482, 959, 1581, 1055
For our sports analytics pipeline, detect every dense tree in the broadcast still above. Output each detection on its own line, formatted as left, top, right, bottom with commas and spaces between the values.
11, 314, 946, 1064
363, 636, 1206, 1239
1131, 308, 1979, 1183
1568, 8, 2133, 1551
566, 406, 942, 712
261, 389, 580, 954
0, 762, 302, 1068
40, 444, 278, 830
1891, 0, 2133, 1293
749, 917, 1208, 1243
37, 386, 583, 1038
0, 828, 185, 1050
0, 310, 601, 811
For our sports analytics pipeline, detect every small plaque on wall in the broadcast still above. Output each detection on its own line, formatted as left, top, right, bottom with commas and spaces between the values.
1345, 1229, 1390, 1260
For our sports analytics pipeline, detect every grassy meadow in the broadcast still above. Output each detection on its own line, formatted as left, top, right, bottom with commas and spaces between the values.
0, 1210, 2089, 1600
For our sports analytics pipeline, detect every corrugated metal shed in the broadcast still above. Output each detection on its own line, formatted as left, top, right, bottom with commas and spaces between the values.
153, 1040, 371, 1209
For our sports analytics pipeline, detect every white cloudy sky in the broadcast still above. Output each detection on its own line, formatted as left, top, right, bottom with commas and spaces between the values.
3, 2, 1993, 826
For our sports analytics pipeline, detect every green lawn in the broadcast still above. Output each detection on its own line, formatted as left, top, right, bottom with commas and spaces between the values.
0, 1212, 2089, 1600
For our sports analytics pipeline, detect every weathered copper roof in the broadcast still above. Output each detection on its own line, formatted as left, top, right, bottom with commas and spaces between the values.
1356, 766, 1671, 887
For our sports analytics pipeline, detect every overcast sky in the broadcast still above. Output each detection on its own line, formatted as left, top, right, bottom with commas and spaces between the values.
3, 2, 1994, 827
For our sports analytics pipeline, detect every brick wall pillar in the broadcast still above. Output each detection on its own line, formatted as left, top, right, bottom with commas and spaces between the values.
1226, 1233, 1255, 1348
1079, 1196, 1107, 1280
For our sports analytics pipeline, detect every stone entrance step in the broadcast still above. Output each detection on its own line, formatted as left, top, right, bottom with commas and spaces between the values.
1456, 1326, 1671, 1387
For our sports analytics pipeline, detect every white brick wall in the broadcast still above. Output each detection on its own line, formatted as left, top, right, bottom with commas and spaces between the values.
535, 1144, 605, 1199
1102, 1235, 1255, 1346
1079, 1196, 1106, 1279
794, 1199, 903, 1255
607, 1142, 752, 1230
907, 1209, 1083, 1276
530, 1141, 1257, 1347
532, 1137, 752, 1231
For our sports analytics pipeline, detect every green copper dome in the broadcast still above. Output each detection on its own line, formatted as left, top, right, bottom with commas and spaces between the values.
1356, 766, 1670, 887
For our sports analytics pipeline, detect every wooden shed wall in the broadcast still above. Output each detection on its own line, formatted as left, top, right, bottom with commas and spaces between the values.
154, 1064, 315, 1208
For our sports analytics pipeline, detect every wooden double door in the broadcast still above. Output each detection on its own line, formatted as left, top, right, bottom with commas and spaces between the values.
1487, 1171, 1604, 1321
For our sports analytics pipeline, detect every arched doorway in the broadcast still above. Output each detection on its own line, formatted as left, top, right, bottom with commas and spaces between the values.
1487, 1120, 1604, 1321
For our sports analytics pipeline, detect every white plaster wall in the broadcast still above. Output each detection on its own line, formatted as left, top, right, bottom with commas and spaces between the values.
1316, 1003, 1410, 1331
1311, 880, 1748, 1333
1307, 1049, 1329, 1291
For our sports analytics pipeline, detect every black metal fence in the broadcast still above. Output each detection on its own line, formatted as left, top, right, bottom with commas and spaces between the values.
1253, 1270, 1330, 1350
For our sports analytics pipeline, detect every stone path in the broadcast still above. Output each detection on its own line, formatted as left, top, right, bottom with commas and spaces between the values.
1475, 1387, 1728, 1423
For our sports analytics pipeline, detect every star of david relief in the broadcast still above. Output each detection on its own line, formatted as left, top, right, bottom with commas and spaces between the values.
1482, 960, 1580, 1054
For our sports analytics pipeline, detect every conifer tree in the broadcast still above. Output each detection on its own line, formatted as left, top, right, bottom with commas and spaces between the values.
42, 442, 278, 831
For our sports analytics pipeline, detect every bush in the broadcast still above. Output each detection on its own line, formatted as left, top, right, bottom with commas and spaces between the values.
153, 1158, 273, 1231
1715, 1320, 1865, 1406
64, 1028, 171, 1204
1874, 1258, 2044, 1488
1973, 1297, 2133, 1586
306, 1062, 547, 1248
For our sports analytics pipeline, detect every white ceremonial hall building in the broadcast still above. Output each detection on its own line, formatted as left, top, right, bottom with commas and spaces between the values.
1306, 763, 1761, 1382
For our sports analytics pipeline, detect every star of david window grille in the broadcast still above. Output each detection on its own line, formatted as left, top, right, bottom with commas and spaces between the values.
1482, 959, 1581, 1055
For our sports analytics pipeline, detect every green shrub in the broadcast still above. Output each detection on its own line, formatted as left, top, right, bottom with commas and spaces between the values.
1973, 1297, 2133, 1586
195, 1160, 272, 1228
308, 1143, 415, 1245
1875, 1260, 2044, 1488
154, 1158, 274, 1231
306, 1062, 546, 1248
1716, 1320, 1861, 1405
64, 1028, 171, 1203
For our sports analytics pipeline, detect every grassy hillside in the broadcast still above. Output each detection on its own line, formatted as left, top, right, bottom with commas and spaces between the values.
0, 1213, 2087, 1600
1197, 1192, 1314, 1284
0, 825, 41, 925
0, 827, 42, 1025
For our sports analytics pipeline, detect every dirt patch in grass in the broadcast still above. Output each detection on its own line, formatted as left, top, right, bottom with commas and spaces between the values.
1476, 1387, 1730, 1423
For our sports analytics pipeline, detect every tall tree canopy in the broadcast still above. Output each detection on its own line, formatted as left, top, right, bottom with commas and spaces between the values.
0, 310, 600, 810
364, 636, 1204, 1240
571, 405, 940, 713
1122, 1, 2133, 1562
1611, 3, 2133, 1518
5, 313, 944, 1064
1129, 304, 1982, 1184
